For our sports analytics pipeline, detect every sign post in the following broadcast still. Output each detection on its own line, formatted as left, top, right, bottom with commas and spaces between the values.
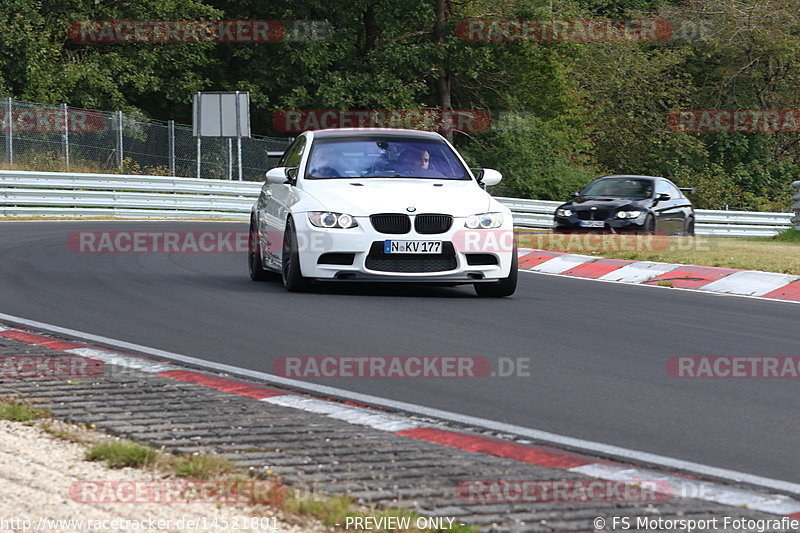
192, 92, 251, 180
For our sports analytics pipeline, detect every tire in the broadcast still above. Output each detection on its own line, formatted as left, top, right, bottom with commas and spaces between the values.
685, 216, 695, 236
474, 245, 518, 298
248, 217, 271, 281
281, 218, 311, 292
643, 214, 656, 235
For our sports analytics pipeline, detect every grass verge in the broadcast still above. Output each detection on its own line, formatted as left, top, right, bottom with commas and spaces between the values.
0, 397, 50, 422
517, 229, 800, 275
81, 436, 469, 532
85, 439, 158, 468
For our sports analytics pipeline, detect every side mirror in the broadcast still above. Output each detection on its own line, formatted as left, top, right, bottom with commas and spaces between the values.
265, 167, 297, 185
571, 191, 581, 197
476, 168, 502, 187
657, 193, 671, 201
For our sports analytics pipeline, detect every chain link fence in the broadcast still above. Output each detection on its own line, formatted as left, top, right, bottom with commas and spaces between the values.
0, 97, 291, 181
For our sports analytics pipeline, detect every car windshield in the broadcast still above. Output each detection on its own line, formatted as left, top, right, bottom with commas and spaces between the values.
581, 178, 653, 199
305, 137, 470, 180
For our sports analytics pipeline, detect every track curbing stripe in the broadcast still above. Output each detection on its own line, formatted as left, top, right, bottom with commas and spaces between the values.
159, 369, 288, 399
396, 427, 598, 469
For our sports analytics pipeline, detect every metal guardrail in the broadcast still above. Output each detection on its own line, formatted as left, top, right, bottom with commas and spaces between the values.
0, 170, 794, 236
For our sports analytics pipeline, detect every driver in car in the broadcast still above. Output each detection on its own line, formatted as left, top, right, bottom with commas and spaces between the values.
397, 148, 431, 175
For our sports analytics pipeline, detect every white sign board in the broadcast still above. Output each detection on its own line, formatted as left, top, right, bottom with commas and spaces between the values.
193, 91, 250, 137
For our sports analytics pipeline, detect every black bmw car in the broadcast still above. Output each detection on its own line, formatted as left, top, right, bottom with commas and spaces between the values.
553, 175, 695, 235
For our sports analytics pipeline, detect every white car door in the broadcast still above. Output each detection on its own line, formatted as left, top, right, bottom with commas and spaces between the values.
261, 136, 306, 267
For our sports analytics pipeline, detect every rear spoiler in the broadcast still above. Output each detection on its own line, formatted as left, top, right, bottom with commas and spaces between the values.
679, 187, 695, 194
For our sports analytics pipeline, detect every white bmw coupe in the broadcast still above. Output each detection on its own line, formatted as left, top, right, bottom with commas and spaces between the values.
249, 128, 517, 297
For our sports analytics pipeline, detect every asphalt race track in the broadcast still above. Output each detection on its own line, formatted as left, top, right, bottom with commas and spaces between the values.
1, 221, 798, 483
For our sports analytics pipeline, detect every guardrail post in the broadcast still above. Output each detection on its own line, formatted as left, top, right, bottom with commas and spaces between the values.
235, 91, 243, 181
168, 120, 175, 177
61, 103, 70, 171
237, 137, 243, 181
196, 137, 201, 178
115, 111, 123, 169
227, 138, 232, 180
4, 97, 12, 165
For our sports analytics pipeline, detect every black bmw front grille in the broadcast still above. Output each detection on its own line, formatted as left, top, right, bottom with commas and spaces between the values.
414, 214, 453, 234
577, 209, 609, 220
365, 242, 457, 272
370, 214, 411, 234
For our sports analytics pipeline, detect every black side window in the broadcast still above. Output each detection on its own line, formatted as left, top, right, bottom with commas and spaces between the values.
280, 137, 306, 168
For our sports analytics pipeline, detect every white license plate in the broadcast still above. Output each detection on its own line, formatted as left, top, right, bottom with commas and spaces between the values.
580, 220, 605, 228
384, 240, 442, 254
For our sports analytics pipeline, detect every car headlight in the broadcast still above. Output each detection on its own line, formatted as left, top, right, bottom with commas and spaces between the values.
465, 212, 504, 229
556, 208, 573, 217
308, 211, 359, 229
616, 210, 643, 219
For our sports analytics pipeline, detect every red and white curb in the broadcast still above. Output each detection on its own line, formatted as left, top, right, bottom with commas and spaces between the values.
1, 323, 800, 518
519, 248, 800, 301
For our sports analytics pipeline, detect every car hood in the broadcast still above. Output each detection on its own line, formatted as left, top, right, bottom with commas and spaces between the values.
299, 178, 496, 217
559, 197, 648, 210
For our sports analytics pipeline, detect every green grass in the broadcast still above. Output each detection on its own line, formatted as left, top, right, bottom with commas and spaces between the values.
768, 228, 800, 243
518, 231, 800, 275
0, 398, 49, 422
85, 439, 158, 468
171, 453, 236, 480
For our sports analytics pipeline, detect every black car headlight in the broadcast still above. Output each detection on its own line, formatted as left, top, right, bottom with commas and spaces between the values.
556, 208, 573, 217
616, 210, 643, 219
308, 211, 359, 229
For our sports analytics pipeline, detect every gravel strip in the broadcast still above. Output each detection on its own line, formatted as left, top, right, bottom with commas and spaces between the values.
0, 419, 327, 533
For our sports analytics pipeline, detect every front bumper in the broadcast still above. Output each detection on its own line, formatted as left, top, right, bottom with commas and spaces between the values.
293, 214, 515, 283
553, 215, 647, 233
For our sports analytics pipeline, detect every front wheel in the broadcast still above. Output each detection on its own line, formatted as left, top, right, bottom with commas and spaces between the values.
643, 214, 656, 235
281, 218, 311, 292
475, 247, 518, 298
685, 217, 695, 236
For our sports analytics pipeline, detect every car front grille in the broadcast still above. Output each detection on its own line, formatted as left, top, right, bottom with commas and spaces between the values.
365, 241, 457, 272
370, 214, 411, 234
414, 214, 453, 234
577, 209, 609, 221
